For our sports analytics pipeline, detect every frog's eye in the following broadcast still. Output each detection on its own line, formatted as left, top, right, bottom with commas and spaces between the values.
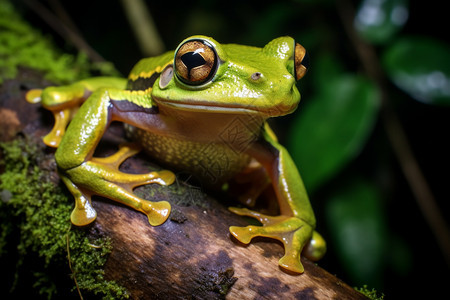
174, 39, 218, 86
294, 43, 309, 81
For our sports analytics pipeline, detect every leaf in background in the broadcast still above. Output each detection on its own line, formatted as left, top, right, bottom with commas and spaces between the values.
354, 0, 409, 44
325, 179, 387, 288
289, 73, 379, 192
310, 52, 346, 91
382, 36, 450, 105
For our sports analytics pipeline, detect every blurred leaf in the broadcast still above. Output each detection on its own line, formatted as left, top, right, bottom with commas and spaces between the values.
325, 179, 387, 287
289, 72, 379, 192
382, 36, 450, 105
310, 52, 346, 90
354, 0, 409, 44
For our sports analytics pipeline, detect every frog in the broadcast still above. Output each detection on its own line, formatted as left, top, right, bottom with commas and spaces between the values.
26, 35, 326, 274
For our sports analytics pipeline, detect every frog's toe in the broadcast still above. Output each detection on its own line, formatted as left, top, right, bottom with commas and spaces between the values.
229, 225, 256, 244
43, 130, 63, 148
26, 89, 43, 103
70, 195, 97, 226
151, 170, 176, 186
279, 253, 304, 274
71, 207, 97, 226
43, 108, 71, 148
118, 170, 175, 190
229, 206, 289, 226
229, 207, 258, 218
91, 142, 142, 168
141, 200, 171, 226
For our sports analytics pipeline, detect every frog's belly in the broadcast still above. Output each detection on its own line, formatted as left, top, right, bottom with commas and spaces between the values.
129, 127, 251, 186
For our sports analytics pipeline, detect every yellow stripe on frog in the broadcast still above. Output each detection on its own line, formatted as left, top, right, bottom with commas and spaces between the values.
128, 61, 173, 81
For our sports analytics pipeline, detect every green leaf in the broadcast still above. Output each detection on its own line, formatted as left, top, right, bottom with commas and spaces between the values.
325, 179, 387, 287
289, 74, 379, 192
382, 36, 450, 105
355, 0, 409, 44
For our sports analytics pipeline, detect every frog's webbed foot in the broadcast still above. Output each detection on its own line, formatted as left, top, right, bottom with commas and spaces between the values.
229, 207, 326, 274
65, 143, 175, 226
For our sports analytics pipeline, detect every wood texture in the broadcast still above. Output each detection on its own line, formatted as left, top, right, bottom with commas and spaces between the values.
1, 72, 368, 299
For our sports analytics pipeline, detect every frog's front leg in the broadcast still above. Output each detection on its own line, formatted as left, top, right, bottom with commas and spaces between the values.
26, 77, 127, 147
55, 88, 175, 227
229, 127, 326, 273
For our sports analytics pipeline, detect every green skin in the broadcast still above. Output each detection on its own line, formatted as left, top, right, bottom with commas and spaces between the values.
28, 35, 326, 274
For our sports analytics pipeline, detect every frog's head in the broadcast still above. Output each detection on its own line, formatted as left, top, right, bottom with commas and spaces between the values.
152, 35, 309, 117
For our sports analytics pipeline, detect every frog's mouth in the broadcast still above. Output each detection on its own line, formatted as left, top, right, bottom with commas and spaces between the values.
154, 98, 297, 116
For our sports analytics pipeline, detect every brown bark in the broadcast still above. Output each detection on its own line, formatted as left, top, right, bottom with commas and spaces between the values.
1, 72, 368, 299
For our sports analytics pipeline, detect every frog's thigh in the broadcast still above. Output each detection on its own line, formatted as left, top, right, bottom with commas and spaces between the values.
229, 133, 321, 273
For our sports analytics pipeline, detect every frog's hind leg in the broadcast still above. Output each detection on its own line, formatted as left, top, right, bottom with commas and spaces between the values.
229, 125, 326, 274
65, 143, 175, 226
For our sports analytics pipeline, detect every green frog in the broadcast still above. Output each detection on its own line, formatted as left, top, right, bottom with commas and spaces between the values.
26, 35, 326, 273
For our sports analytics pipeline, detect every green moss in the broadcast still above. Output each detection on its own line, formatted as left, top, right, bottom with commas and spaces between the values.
0, 136, 128, 298
355, 285, 385, 300
0, 0, 119, 84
